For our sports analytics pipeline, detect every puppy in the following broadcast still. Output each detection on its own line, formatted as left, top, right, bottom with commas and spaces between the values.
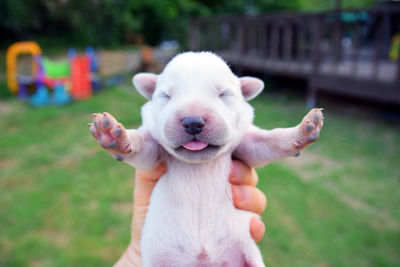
89, 52, 323, 266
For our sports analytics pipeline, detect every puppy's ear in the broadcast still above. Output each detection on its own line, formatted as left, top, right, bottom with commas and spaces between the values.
239, 77, 264, 101
132, 73, 158, 100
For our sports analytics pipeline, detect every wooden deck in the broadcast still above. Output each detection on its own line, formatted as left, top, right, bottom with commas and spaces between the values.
190, 7, 400, 106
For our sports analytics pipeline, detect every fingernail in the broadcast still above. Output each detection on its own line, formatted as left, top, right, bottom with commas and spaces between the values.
239, 186, 249, 203
250, 217, 265, 243
232, 185, 248, 205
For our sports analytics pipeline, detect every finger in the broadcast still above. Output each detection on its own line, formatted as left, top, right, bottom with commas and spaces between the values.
134, 162, 168, 208
136, 162, 167, 183
250, 217, 266, 243
229, 160, 258, 186
232, 185, 267, 214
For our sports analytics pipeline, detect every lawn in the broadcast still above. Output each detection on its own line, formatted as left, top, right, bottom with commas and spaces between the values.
0, 81, 399, 266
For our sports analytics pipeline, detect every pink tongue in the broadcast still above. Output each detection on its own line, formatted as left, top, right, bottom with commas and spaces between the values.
183, 140, 208, 151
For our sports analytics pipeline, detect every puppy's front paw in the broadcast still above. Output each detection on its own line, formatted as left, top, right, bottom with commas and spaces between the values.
88, 112, 133, 159
293, 108, 324, 152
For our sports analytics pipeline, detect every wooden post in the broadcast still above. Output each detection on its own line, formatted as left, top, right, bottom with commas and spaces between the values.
397, 37, 400, 81
298, 19, 307, 64
332, 12, 342, 72
266, 23, 272, 59
259, 22, 267, 58
312, 15, 322, 73
237, 22, 245, 55
351, 19, 362, 76
284, 21, 293, 61
189, 20, 199, 51
307, 80, 317, 109
271, 22, 279, 60
372, 14, 383, 79
236, 21, 245, 75
308, 15, 322, 108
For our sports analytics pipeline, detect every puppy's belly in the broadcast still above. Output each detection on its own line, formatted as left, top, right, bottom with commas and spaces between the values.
141, 169, 256, 267
152, 245, 247, 267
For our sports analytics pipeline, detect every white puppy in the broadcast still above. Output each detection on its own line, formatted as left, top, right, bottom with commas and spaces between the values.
90, 52, 323, 266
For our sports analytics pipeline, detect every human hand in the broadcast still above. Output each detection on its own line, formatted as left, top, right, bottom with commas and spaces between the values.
114, 163, 167, 267
114, 160, 266, 267
229, 160, 267, 243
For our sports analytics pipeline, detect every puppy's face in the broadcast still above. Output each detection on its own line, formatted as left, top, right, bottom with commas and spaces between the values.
134, 52, 264, 163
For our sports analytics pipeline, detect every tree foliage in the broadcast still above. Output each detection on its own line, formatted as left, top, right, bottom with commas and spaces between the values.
0, 0, 379, 48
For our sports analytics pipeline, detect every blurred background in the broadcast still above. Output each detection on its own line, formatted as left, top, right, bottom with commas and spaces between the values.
0, 0, 399, 266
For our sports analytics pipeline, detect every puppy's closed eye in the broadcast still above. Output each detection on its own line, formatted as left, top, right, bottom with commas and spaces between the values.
219, 90, 234, 99
159, 92, 171, 101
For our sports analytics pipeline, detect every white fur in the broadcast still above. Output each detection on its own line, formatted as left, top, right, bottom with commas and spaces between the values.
121, 52, 321, 266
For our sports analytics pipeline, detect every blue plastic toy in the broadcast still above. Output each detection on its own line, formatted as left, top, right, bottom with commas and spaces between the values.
52, 84, 72, 106
29, 86, 50, 106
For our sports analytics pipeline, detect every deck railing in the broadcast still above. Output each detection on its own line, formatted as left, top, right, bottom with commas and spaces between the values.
190, 7, 400, 105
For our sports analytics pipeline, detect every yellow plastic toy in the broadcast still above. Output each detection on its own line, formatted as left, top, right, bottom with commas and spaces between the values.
6, 41, 42, 94
389, 34, 400, 61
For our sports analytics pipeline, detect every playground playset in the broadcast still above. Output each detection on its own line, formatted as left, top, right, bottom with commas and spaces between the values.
6, 41, 99, 106
6, 41, 178, 106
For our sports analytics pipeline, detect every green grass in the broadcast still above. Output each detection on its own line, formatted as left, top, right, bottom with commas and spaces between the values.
0, 83, 399, 266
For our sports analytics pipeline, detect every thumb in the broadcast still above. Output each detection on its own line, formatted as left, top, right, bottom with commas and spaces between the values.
131, 162, 167, 241
134, 162, 167, 206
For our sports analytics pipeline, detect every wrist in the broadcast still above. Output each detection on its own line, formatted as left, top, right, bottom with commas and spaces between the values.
113, 242, 142, 267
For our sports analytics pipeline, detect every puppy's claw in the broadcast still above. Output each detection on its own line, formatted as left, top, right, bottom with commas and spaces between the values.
89, 112, 132, 155
124, 144, 132, 153
293, 140, 302, 149
297, 108, 324, 150
114, 154, 124, 161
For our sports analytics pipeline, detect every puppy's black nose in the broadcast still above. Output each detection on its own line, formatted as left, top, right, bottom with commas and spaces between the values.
182, 117, 205, 135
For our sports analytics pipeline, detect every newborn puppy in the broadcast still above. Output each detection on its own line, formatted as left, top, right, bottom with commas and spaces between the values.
89, 52, 323, 266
